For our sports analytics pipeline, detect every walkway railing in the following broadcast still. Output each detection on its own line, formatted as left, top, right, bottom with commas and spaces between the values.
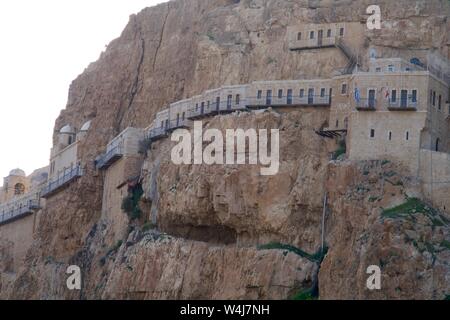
387, 97, 418, 111
355, 98, 377, 110
41, 165, 83, 198
0, 192, 41, 225
95, 144, 124, 170
247, 94, 331, 108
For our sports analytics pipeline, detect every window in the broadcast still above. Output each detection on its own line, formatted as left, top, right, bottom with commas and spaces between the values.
432, 91, 436, 106
370, 129, 375, 139
320, 88, 326, 97
376, 67, 381, 72
201, 102, 205, 113
297, 32, 302, 40
216, 97, 220, 109
406, 67, 411, 71
336, 119, 339, 128
436, 138, 440, 152
310, 31, 315, 39
68, 135, 73, 145
406, 131, 410, 141
327, 29, 331, 37
182, 112, 185, 120
195, 103, 199, 111
411, 90, 417, 103
391, 90, 397, 103
278, 89, 283, 99
388, 131, 392, 141
207, 101, 210, 110
257, 90, 262, 99
339, 27, 344, 36
438, 95, 442, 109
161, 121, 164, 128
299, 89, 305, 98
341, 83, 347, 95
236, 94, 240, 105
287, 89, 293, 104
227, 95, 232, 108
266, 90, 272, 105
388, 65, 395, 72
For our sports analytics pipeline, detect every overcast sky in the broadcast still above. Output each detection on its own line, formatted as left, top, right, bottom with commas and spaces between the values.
0, 0, 165, 179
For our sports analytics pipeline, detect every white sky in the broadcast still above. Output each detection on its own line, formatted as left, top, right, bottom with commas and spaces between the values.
0, 0, 165, 179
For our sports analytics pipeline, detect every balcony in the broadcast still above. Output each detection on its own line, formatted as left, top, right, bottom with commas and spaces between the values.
41, 165, 83, 199
289, 35, 337, 51
355, 98, 377, 111
387, 98, 418, 111
187, 100, 247, 119
95, 144, 123, 170
148, 127, 168, 141
247, 95, 331, 108
0, 194, 41, 225
166, 118, 191, 132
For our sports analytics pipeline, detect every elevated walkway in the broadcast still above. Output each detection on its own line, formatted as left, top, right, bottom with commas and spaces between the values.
41, 165, 83, 199
0, 193, 41, 226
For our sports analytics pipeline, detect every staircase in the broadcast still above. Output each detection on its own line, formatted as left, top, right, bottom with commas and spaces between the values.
335, 38, 358, 74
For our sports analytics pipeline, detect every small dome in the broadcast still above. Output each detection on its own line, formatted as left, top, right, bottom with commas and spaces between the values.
80, 120, 92, 132
9, 168, 26, 177
60, 125, 74, 134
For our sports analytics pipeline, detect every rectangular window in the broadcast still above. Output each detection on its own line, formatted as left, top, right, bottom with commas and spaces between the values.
400, 90, 408, 108
406, 131, 409, 141
376, 67, 381, 72
216, 97, 220, 110
341, 83, 347, 94
310, 31, 315, 39
278, 89, 283, 99
227, 95, 232, 109
412, 90, 417, 103
297, 32, 302, 40
320, 88, 326, 97
339, 27, 344, 36
370, 129, 375, 138
299, 89, 305, 98
195, 103, 199, 111
432, 91, 436, 106
207, 101, 210, 109
388, 65, 395, 72
182, 112, 185, 120
161, 121, 164, 128
287, 89, 293, 104
388, 131, 392, 141
257, 90, 262, 99
391, 90, 397, 103
327, 29, 331, 37
266, 90, 272, 105
438, 95, 442, 109
236, 94, 240, 105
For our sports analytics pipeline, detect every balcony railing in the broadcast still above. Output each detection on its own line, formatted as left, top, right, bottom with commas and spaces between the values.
148, 127, 168, 141
95, 144, 124, 170
0, 193, 41, 225
41, 165, 83, 199
187, 100, 247, 119
355, 98, 377, 111
247, 95, 331, 108
289, 35, 338, 50
166, 118, 191, 131
387, 98, 418, 111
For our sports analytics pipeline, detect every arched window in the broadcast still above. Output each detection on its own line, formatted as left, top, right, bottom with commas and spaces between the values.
436, 138, 440, 152
14, 183, 25, 195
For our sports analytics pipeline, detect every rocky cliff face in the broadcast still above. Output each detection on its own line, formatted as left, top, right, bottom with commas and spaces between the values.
1, 0, 450, 299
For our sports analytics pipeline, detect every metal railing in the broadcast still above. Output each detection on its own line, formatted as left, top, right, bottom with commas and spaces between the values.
0, 193, 41, 225
247, 94, 331, 107
355, 98, 377, 110
387, 97, 418, 110
41, 165, 83, 198
187, 100, 247, 119
148, 126, 168, 141
95, 144, 124, 170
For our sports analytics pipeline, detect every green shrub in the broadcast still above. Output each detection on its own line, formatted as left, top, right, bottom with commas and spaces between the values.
332, 140, 346, 160
291, 288, 317, 300
121, 183, 144, 220
382, 197, 437, 219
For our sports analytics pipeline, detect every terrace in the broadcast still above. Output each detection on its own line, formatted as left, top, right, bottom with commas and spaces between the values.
355, 98, 377, 111
95, 144, 124, 170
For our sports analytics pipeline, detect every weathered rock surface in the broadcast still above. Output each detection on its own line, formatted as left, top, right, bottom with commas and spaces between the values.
1, 0, 449, 299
